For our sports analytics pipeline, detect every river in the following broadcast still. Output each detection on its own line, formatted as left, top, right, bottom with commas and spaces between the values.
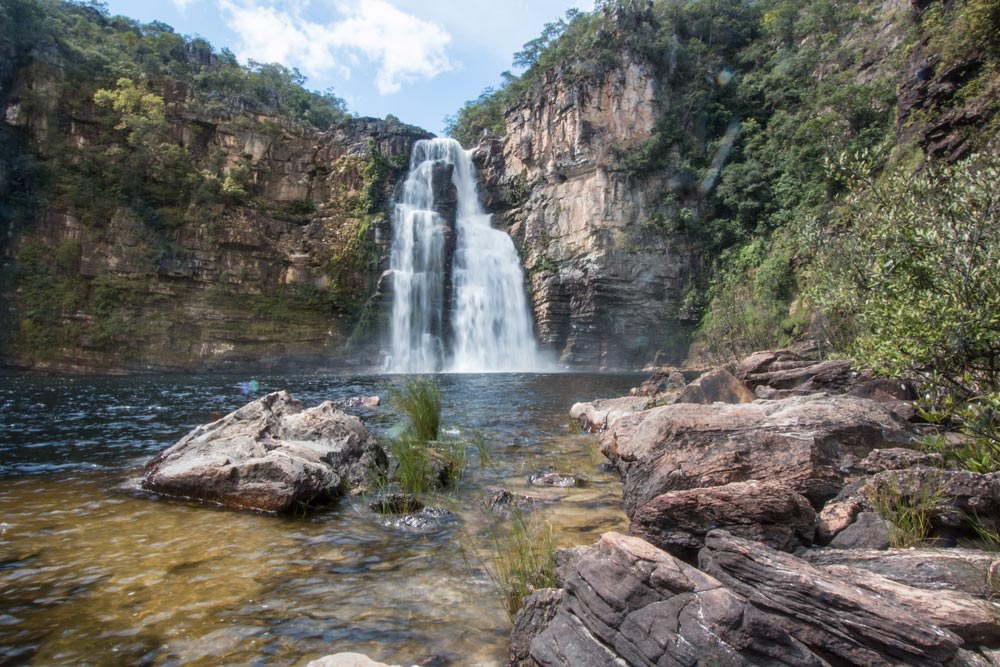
0, 371, 641, 666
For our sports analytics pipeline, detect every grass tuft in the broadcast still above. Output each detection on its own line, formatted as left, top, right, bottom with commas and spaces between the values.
866, 474, 945, 548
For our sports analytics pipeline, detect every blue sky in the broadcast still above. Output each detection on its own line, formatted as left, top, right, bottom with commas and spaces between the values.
103, 0, 586, 135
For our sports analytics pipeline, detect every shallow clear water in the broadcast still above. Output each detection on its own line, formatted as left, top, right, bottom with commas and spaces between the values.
0, 371, 640, 666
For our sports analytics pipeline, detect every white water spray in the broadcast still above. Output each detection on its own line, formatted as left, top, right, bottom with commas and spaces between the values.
388, 138, 543, 373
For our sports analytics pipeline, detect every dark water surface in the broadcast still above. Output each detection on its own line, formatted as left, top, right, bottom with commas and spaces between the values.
0, 371, 641, 666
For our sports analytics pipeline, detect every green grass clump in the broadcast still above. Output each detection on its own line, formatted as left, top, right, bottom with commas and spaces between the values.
391, 376, 442, 443
481, 506, 557, 621
866, 475, 945, 549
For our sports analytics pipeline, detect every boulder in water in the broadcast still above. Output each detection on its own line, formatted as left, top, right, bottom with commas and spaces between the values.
142, 391, 386, 513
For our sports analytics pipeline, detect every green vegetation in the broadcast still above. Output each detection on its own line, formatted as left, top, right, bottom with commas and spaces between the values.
480, 507, 557, 620
383, 377, 464, 494
866, 475, 945, 549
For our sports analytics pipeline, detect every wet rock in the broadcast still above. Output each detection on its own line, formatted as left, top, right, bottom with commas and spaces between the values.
568, 396, 653, 433
306, 653, 416, 667
629, 480, 816, 559
368, 493, 423, 515
672, 367, 754, 405
509, 588, 561, 667
142, 391, 386, 514
803, 547, 1000, 598
380, 507, 455, 532
600, 394, 915, 515
484, 487, 548, 516
827, 511, 891, 550
527, 472, 585, 488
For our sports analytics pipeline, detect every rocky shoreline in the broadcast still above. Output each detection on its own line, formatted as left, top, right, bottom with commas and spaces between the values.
512, 350, 1000, 666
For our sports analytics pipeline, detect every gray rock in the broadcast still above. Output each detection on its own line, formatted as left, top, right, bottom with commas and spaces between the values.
527, 472, 585, 488
142, 391, 386, 513
862, 467, 1000, 530
828, 511, 891, 550
509, 588, 562, 667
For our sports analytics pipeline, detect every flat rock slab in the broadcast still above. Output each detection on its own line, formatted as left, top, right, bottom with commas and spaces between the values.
142, 390, 386, 513
600, 394, 916, 515
569, 396, 654, 433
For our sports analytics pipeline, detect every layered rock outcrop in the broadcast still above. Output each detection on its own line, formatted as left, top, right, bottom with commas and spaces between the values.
475, 60, 699, 368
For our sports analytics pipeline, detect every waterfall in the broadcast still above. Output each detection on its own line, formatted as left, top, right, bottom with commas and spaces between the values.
388, 138, 543, 373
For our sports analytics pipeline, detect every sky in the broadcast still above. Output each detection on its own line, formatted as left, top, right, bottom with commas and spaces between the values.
102, 0, 587, 135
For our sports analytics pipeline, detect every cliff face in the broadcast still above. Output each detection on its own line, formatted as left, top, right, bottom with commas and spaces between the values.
476, 61, 699, 368
1, 79, 428, 372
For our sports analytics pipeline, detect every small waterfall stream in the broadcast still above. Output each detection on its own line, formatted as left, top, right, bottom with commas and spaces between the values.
388, 138, 543, 373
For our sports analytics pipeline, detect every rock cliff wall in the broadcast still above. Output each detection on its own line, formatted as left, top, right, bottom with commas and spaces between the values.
475, 61, 700, 369
1, 75, 428, 371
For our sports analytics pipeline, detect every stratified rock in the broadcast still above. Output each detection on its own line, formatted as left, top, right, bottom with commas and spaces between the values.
629, 480, 816, 559
530, 532, 824, 667
306, 653, 416, 667
736, 349, 854, 394
509, 588, 562, 667
860, 447, 943, 473
699, 531, 967, 665
672, 367, 754, 405
600, 394, 915, 515
569, 396, 653, 433
142, 391, 386, 513
827, 511, 891, 550
804, 547, 1000, 598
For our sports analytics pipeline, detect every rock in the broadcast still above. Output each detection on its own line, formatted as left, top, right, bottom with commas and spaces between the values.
629, 369, 686, 397
860, 447, 943, 473
509, 588, 562, 667
142, 391, 386, 513
828, 511, 891, 550
306, 653, 416, 667
600, 394, 915, 515
484, 487, 548, 516
629, 480, 816, 559
861, 467, 1000, 531
527, 472, 585, 488
847, 377, 918, 402
672, 367, 754, 405
816, 498, 863, 543
803, 547, 1000, 598
379, 506, 455, 531
736, 349, 854, 393
530, 532, 821, 667
335, 395, 382, 410
569, 396, 653, 433
699, 530, 966, 665
368, 493, 423, 515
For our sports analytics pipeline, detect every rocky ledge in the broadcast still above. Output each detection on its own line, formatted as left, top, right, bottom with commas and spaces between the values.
142, 390, 386, 513
514, 349, 1000, 666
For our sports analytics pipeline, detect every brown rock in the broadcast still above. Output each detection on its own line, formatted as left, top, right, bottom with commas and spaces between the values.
827, 511, 891, 550
629, 369, 686, 397
600, 394, 915, 514
569, 396, 653, 433
860, 447, 943, 473
509, 588, 561, 667
142, 391, 386, 513
672, 367, 754, 405
817, 498, 863, 543
861, 467, 1000, 531
630, 480, 817, 559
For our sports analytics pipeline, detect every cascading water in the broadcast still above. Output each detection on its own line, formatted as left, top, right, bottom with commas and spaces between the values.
388, 138, 543, 373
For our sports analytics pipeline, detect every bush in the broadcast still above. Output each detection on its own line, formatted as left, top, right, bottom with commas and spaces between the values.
810, 152, 1000, 400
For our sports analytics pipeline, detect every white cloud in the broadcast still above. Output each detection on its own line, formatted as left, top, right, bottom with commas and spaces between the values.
217, 0, 453, 94
170, 0, 199, 11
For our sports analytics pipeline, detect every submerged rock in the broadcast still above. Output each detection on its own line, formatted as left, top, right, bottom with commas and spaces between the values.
527, 472, 585, 488
142, 391, 387, 513
306, 653, 416, 667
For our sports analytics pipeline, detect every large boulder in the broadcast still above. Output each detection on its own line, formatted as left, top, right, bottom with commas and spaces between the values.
629, 480, 817, 559
672, 367, 755, 405
142, 391, 386, 513
859, 467, 1000, 531
527, 531, 992, 667
600, 394, 916, 515
736, 349, 854, 395
569, 396, 654, 433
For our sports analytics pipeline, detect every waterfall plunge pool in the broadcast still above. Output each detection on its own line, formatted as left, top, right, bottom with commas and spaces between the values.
0, 371, 643, 666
